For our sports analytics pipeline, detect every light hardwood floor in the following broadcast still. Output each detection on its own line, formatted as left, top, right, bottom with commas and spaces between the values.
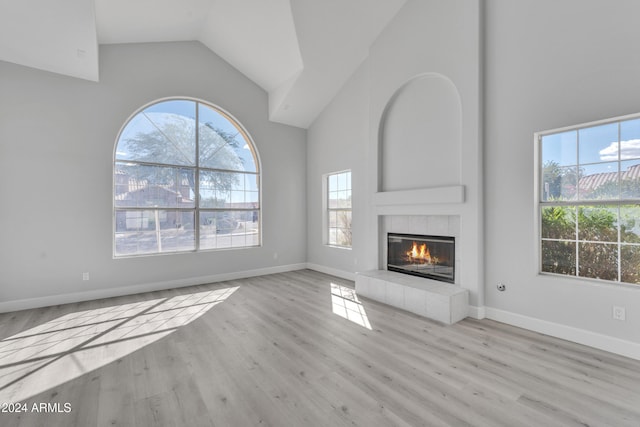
0, 269, 639, 426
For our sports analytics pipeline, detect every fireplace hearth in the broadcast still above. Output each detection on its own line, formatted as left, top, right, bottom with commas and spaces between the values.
387, 233, 455, 283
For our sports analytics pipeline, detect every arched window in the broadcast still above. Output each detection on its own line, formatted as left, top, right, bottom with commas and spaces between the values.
114, 98, 260, 256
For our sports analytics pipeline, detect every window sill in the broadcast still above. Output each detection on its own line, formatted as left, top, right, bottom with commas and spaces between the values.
326, 244, 352, 251
538, 271, 640, 290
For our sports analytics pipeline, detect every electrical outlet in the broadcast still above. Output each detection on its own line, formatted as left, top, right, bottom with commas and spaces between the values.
613, 306, 626, 321
82, 272, 90, 281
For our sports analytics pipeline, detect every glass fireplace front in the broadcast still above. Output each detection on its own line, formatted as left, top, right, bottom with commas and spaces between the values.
387, 233, 455, 284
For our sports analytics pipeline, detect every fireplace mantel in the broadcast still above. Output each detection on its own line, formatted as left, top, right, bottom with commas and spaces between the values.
373, 185, 464, 215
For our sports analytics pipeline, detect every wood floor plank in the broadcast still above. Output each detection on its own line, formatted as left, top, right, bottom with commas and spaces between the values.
0, 270, 639, 426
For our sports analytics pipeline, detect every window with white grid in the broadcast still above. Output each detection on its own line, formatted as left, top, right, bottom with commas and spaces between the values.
114, 98, 260, 257
537, 114, 640, 285
326, 170, 352, 248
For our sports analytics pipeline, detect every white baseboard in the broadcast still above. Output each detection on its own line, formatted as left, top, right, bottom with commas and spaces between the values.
485, 307, 640, 361
305, 263, 355, 281
0, 263, 308, 314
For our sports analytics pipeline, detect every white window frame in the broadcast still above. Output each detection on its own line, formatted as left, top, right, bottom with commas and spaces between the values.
323, 170, 352, 249
113, 97, 261, 257
535, 112, 640, 286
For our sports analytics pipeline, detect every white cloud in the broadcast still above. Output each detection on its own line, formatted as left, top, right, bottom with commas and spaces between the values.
599, 139, 640, 161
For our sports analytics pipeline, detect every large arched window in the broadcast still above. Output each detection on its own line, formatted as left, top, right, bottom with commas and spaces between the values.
114, 98, 260, 256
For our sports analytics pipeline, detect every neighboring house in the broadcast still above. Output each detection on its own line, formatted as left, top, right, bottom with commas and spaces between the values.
114, 170, 194, 231
114, 170, 257, 231
578, 163, 640, 194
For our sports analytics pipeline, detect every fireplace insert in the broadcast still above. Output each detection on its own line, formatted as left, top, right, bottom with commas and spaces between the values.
387, 233, 455, 283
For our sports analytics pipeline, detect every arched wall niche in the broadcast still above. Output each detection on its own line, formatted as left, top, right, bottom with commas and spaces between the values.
378, 73, 462, 192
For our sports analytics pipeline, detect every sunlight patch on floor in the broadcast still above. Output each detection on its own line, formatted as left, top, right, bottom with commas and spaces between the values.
0, 286, 238, 403
330, 283, 372, 330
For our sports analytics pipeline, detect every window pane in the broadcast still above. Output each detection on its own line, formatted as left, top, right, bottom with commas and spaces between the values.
541, 165, 577, 201
579, 123, 618, 164
159, 211, 195, 252
231, 234, 246, 248
199, 210, 259, 250
243, 174, 260, 207
541, 240, 576, 275
620, 118, 640, 160
328, 191, 338, 209
115, 210, 152, 233
541, 131, 576, 167
216, 212, 235, 234
337, 191, 350, 208
578, 205, 618, 242
328, 228, 338, 246
621, 245, 640, 284
247, 191, 259, 204
541, 206, 576, 240
199, 211, 235, 249
336, 210, 351, 229
337, 172, 347, 191
245, 174, 259, 192
204, 177, 229, 207
245, 211, 260, 246
114, 162, 195, 208
578, 242, 618, 281
620, 205, 640, 243
115, 209, 194, 256
621, 159, 640, 199
116, 100, 196, 166
336, 228, 352, 247
199, 211, 216, 248
329, 211, 337, 227
231, 191, 245, 204
329, 174, 338, 191
198, 124, 244, 171
199, 170, 244, 208
579, 162, 618, 200
199, 104, 257, 172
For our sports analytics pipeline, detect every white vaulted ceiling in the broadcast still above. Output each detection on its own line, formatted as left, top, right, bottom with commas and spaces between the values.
0, 0, 405, 128
0, 0, 99, 81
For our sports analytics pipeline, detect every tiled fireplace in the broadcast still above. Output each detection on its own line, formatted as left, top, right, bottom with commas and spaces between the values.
387, 233, 455, 283
355, 213, 468, 325
380, 215, 460, 284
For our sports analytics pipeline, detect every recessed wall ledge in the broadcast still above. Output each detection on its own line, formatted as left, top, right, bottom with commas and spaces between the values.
374, 185, 465, 208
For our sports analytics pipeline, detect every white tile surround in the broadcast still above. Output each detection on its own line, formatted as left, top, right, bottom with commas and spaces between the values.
380, 214, 461, 285
362, 184, 476, 319
356, 270, 469, 325
355, 214, 468, 324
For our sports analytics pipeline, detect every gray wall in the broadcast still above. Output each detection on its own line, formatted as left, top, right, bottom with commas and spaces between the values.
484, 0, 640, 347
0, 41, 307, 307
306, 62, 370, 276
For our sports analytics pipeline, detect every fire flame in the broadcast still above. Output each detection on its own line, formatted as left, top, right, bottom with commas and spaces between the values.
407, 242, 431, 263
